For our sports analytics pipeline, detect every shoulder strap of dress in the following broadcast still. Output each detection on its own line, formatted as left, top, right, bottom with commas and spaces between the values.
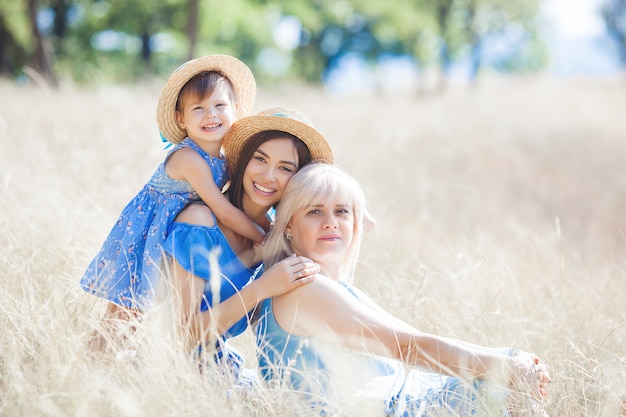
338, 281, 362, 301
179, 138, 205, 155
163, 138, 205, 164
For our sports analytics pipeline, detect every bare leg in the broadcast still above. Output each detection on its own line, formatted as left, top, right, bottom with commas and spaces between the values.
88, 301, 142, 353
169, 257, 208, 352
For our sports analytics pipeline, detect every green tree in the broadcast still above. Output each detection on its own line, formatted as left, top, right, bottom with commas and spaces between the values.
463, 0, 545, 76
261, 0, 357, 82
356, 0, 543, 92
65, 0, 186, 80
0, 2, 28, 77
0, 0, 55, 83
0, 0, 546, 87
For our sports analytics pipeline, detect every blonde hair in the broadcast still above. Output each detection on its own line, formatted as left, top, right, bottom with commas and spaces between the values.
263, 163, 366, 282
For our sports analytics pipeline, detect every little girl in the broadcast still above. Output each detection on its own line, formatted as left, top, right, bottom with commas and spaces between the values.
80, 55, 263, 316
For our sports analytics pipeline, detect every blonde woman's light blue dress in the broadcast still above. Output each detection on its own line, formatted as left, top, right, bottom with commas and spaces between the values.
255, 281, 514, 416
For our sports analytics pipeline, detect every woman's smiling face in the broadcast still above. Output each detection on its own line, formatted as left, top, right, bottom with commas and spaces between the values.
242, 137, 300, 209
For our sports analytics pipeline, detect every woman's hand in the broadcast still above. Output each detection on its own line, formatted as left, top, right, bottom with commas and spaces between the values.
510, 350, 551, 399
257, 253, 320, 299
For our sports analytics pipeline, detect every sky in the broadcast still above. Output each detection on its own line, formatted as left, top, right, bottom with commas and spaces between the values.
540, 0, 621, 77
542, 0, 607, 38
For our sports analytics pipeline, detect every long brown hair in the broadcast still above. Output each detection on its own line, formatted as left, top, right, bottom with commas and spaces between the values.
227, 130, 313, 210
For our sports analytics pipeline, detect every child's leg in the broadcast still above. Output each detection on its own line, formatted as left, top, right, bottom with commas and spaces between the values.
88, 301, 142, 353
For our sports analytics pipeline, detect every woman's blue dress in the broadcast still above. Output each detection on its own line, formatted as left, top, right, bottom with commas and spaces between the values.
79, 138, 228, 310
162, 215, 264, 382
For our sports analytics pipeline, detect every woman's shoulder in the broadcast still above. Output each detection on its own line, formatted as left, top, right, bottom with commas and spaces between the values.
274, 275, 354, 318
272, 275, 368, 339
278, 274, 340, 300
271, 277, 334, 337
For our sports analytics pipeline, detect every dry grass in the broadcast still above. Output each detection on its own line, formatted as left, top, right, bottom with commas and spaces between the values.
1, 74, 625, 416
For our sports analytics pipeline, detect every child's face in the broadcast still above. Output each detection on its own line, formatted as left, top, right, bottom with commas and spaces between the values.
176, 82, 237, 146
285, 197, 354, 267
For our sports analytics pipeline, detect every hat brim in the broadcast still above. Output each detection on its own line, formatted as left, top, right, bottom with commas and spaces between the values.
224, 114, 334, 172
156, 54, 256, 144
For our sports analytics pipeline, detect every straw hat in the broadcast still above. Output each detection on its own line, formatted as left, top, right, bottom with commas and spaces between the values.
223, 107, 334, 170
156, 54, 256, 144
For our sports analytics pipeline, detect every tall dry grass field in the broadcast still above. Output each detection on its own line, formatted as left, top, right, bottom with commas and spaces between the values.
1, 75, 625, 416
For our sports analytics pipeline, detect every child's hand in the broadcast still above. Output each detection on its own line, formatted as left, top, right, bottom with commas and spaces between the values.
252, 239, 265, 265
253, 223, 266, 244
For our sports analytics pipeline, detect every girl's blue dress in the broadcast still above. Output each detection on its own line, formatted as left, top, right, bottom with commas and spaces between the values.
80, 138, 228, 310
255, 282, 513, 416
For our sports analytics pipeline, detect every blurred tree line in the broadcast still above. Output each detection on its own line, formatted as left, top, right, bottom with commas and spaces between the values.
602, 0, 626, 66
1, 0, 620, 91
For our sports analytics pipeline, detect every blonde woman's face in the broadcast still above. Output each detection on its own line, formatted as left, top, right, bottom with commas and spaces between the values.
286, 198, 354, 267
242, 137, 300, 209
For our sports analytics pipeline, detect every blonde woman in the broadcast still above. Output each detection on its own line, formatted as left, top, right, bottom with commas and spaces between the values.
255, 163, 550, 416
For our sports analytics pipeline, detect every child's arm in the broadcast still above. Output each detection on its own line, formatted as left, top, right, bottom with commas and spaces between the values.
166, 147, 265, 242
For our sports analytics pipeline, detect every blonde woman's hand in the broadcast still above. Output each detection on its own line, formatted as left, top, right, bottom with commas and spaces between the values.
258, 254, 320, 298
510, 350, 551, 399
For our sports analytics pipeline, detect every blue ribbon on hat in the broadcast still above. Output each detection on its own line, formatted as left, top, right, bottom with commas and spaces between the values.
160, 131, 173, 149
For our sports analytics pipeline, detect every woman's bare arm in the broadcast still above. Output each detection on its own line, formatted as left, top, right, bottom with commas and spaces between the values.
272, 275, 549, 394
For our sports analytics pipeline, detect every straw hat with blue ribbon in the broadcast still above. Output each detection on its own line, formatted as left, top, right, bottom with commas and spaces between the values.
223, 107, 334, 171
157, 54, 256, 145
